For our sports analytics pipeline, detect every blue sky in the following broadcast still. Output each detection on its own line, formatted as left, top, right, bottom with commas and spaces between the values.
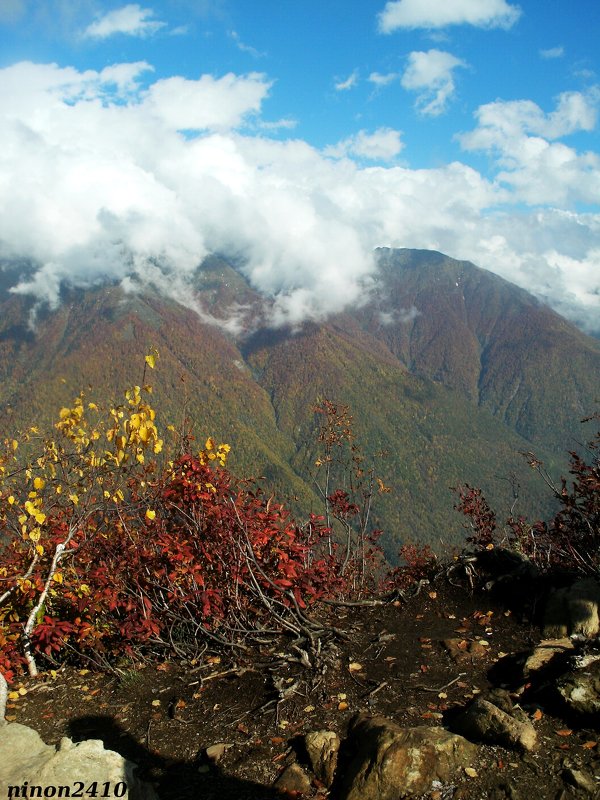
0, 1, 599, 331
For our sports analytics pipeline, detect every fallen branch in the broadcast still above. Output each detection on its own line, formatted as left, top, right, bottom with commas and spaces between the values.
413, 672, 467, 693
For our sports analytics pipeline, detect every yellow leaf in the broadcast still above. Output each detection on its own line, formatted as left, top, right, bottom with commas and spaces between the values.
205, 437, 215, 451
8, 691, 19, 700
69, 493, 79, 505
52, 572, 63, 584
145, 354, 156, 369
36, 544, 44, 555
8, 495, 15, 505
34, 512, 46, 525
145, 509, 156, 521
33, 477, 45, 490
11, 440, 18, 451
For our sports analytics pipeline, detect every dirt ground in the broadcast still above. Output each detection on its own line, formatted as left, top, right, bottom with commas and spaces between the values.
6, 579, 600, 800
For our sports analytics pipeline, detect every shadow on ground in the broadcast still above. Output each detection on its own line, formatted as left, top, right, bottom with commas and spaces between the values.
68, 715, 280, 800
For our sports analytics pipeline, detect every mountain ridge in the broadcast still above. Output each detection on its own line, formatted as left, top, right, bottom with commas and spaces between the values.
1, 248, 598, 554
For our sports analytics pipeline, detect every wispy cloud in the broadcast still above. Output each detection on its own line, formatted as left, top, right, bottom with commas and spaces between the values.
378, 0, 521, 33
83, 4, 166, 39
258, 118, 298, 131
229, 30, 265, 58
368, 71, 399, 88
0, 0, 26, 23
334, 70, 359, 91
401, 49, 467, 116
540, 45, 564, 60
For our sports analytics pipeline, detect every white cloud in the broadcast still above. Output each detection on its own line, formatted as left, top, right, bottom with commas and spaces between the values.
401, 49, 467, 116
368, 71, 399, 88
325, 128, 404, 161
0, 60, 599, 334
458, 90, 600, 206
378, 0, 521, 32
145, 72, 271, 131
461, 91, 598, 144
334, 70, 359, 91
83, 4, 166, 39
540, 45, 564, 60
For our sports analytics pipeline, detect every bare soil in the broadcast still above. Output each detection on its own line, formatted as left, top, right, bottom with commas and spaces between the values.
6, 580, 600, 800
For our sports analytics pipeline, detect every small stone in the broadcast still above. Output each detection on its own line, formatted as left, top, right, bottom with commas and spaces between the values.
205, 742, 233, 763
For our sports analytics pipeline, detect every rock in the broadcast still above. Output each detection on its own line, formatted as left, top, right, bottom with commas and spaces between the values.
562, 767, 598, 794
337, 713, 477, 800
443, 638, 489, 663
204, 742, 234, 764
543, 578, 600, 638
557, 653, 600, 715
304, 729, 340, 788
523, 638, 574, 676
489, 781, 521, 800
451, 697, 537, 752
0, 722, 156, 800
274, 762, 312, 795
0, 722, 56, 783
482, 688, 521, 717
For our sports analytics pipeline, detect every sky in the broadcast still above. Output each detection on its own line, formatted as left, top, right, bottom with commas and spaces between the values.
0, 0, 599, 333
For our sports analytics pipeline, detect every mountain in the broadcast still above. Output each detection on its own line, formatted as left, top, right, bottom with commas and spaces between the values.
1, 248, 599, 556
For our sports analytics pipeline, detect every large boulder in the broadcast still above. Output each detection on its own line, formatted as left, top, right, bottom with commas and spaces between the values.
0, 722, 156, 800
543, 578, 600, 638
337, 713, 477, 800
557, 652, 600, 716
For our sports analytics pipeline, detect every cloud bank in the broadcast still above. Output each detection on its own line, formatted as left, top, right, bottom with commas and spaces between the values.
0, 60, 599, 334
